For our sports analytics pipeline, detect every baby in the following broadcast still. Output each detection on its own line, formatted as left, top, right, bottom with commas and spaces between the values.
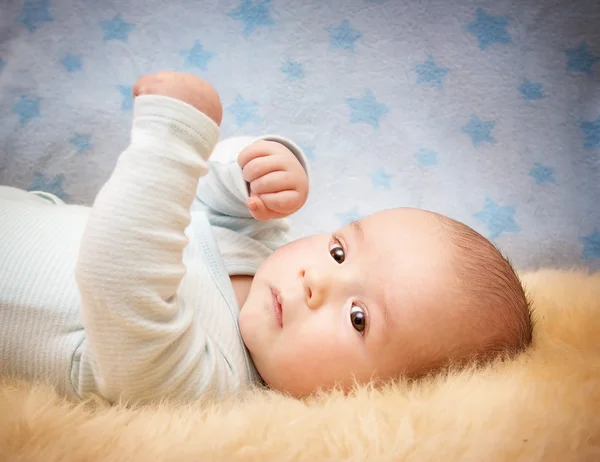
0, 72, 532, 404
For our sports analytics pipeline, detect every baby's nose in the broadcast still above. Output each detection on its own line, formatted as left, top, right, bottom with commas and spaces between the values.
301, 268, 330, 310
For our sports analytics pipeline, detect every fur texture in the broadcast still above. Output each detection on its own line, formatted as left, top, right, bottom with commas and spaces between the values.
0, 269, 599, 462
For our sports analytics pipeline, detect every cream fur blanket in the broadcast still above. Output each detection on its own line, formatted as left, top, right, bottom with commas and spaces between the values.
1, 269, 599, 462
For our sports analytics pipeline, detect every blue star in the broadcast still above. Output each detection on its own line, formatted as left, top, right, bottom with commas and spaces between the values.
228, 0, 275, 36
370, 168, 392, 188
27, 173, 67, 200
18, 0, 53, 33
415, 148, 438, 166
181, 40, 215, 70
337, 206, 361, 225
281, 58, 304, 81
580, 228, 600, 260
581, 117, 600, 149
70, 133, 92, 153
474, 197, 520, 239
519, 79, 543, 100
415, 56, 448, 88
327, 19, 361, 52
465, 8, 511, 50
118, 86, 133, 111
0, 59, 5, 73
300, 144, 315, 161
346, 90, 389, 129
12, 95, 41, 125
227, 94, 261, 126
565, 43, 599, 75
461, 115, 496, 147
100, 14, 135, 42
61, 53, 82, 72
529, 162, 555, 184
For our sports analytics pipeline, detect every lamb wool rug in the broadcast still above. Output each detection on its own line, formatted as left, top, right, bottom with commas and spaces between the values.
0, 269, 599, 462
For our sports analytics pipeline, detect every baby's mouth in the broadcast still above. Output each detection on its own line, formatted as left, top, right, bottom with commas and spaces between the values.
271, 289, 283, 328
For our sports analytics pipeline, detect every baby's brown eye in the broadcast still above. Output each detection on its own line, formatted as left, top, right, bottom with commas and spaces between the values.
329, 242, 345, 263
350, 305, 366, 334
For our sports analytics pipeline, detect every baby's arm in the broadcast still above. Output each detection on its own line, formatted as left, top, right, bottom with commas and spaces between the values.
75, 73, 222, 403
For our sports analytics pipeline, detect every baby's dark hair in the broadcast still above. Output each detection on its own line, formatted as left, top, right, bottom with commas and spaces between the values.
435, 214, 533, 365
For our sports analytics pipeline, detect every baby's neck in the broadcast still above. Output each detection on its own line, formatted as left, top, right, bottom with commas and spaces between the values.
230, 275, 253, 309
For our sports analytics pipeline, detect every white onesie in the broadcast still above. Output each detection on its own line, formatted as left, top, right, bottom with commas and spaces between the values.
0, 95, 308, 404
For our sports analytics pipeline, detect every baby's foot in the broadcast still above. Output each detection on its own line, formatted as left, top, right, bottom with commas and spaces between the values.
133, 71, 222, 126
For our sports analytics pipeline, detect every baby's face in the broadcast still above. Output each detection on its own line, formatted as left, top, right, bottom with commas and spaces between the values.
239, 208, 464, 397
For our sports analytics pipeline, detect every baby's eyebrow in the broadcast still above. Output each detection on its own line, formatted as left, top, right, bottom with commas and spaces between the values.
350, 220, 364, 244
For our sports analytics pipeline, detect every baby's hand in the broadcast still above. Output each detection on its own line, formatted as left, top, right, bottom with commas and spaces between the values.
133, 71, 223, 126
238, 140, 309, 220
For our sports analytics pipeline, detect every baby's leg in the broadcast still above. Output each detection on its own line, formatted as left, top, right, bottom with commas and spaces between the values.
0, 185, 62, 205
29, 190, 65, 204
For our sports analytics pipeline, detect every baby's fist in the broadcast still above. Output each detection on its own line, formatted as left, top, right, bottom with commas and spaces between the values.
238, 140, 309, 220
133, 71, 223, 126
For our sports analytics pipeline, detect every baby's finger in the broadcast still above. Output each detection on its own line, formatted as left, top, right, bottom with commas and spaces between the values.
259, 190, 302, 215
246, 195, 288, 220
242, 155, 285, 183
250, 171, 296, 195
238, 140, 280, 169
245, 196, 271, 221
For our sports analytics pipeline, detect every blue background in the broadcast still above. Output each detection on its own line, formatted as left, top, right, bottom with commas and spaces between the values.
0, 0, 599, 270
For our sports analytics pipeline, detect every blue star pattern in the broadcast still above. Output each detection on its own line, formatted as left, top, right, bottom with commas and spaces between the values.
18, 0, 53, 33
181, 41, 215, 70
327, 20, 361, 52
465, 8, 511, 50
462, 115, 496, 146
519, 79, 543, 100
12, 95, 41, 125
415, 149, 438, 166
101, 14, 135, 42
370, 168, 392, 188
70, 133, 92, 153
27, 173, 67, 200
61, 53, 82, 72
474, 197, 520, 239
228, 0, 275, 36
565, 43, 599, 75
281, 59, 304, 81
346, 91, 389, 129
337, 206, 361, 225
1, 0, 600, 274
580, 229, 600, 260
416, 56, 448, 88
581, 117, 600, 149
529, 162, 555, 184
227, 94, 261, 126
118, 86, 133, 111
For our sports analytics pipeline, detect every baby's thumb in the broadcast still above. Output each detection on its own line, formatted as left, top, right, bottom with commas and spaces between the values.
245, 196, 271, 221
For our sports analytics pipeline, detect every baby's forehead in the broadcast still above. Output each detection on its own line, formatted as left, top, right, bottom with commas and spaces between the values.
354, 209, 452, 256
346, 209, 465, 313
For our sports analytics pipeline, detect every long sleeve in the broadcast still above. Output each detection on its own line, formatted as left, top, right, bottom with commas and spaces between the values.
194, 135, 310, 275
74, 95, 225, 403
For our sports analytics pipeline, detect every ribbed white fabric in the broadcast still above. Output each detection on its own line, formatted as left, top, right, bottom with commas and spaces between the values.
0, 95, 307, 404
